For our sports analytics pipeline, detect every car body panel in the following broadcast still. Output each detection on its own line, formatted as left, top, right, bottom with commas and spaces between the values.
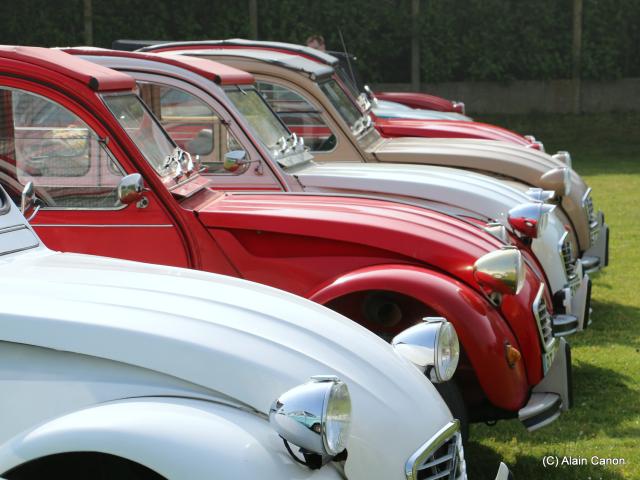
0, 188, 456, 480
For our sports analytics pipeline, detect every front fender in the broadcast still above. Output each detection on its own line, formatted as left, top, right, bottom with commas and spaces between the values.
308, 265, 529, 411
0, 397, 342, 480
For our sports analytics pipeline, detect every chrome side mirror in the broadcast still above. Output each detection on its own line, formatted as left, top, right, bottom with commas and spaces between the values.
223, 150, 249, 173
20, 182, 40, 221
117, 173, 145, 205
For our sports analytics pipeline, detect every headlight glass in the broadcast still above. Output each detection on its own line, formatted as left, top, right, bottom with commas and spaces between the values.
323, 381, 352, 455
436, 322, 460, 382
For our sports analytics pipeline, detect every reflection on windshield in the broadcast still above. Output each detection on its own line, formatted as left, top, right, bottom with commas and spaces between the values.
319, 79, 363, 130
101, 93, 177, 178
225, 87, 290, 150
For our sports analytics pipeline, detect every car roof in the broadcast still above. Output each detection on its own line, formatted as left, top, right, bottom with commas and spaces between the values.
137, 38, 340, 67
63, 47, 255, 85
152, 47, 335, 81
0, 46, 135, 92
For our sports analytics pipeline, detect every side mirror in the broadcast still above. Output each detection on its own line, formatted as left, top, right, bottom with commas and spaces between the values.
223, 150, 249, 173
117, 173, 145, 205
186, 129, 214, 156
20, 182, 40, 221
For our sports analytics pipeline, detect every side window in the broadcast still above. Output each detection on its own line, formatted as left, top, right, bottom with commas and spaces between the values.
255, 81, 336, 152
138, 82, 243, 174
0, 88, 125, 209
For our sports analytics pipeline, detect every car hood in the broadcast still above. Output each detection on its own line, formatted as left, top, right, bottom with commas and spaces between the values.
196, 192, 502, 285
290, 161, 533, 223
374, 101, 471, 121
371, 136, 591, 251
0, 248, 452, 480
375, 118, 531, 147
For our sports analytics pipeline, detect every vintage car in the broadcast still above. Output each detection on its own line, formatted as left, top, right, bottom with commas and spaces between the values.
0, 46, 572, 436
0, 184, 495, 480
132, 39, 552, 149
113, 39, 466, 116
135, 42, 609, 273
69, 47, 591, 335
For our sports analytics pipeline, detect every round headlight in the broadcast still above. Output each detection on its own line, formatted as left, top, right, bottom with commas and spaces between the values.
269, 376, 351, 459
323, 380, 351, 455
540, 167, 571, 197
473, 246, 526, 295
435, 321, 460, 382
507, 202, 556, 239
391, 317, 460, 383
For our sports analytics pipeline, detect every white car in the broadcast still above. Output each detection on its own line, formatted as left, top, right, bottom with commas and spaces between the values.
0, 187, 510, 480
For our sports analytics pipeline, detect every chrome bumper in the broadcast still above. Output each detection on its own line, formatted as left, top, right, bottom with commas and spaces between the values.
553, 266, 591, 336
581, 211, 609, 274
519, 338, 572, 431
494, 462, 513, 480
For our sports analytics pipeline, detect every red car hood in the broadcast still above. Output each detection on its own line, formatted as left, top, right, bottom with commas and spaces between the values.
375, 118, 532, 147
196, 192, 502, 287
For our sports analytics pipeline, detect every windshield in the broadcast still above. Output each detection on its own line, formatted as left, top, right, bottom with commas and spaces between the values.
319, 79, 362, 128
101, 93, 188, 180
225, 86, 290, 150
318, 79, 378, 148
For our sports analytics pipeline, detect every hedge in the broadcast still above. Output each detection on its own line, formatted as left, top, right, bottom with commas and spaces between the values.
0, 0, 637, 83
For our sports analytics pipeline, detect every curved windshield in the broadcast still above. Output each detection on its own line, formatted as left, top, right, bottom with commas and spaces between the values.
225, 86, 290, 150
101, 93, 184, 180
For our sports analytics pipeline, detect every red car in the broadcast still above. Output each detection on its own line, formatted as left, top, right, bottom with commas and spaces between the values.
133, 39, 543, 150
0, 46, 571, 437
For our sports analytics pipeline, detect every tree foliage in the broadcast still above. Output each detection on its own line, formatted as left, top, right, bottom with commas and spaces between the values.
0, 0, 636, 83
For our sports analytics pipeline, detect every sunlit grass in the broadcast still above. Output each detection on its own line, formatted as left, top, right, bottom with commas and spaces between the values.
465, 113, 640, 479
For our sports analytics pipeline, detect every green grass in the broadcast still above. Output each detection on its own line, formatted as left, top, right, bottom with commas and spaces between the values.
465, 113, 640, 479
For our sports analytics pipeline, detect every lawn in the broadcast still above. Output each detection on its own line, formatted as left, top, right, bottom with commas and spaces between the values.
466, 113, 640, 480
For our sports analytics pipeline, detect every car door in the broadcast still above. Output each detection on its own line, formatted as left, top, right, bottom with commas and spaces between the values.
136, 75, 283, 191
0, 85, 191, 267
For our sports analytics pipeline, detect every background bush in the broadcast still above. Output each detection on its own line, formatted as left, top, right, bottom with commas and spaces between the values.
0, 0, 637, 83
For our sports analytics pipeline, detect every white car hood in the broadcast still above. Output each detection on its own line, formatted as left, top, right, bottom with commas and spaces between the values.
292, 161, 570, 292
0, 249, 452, 480
374, 99, 472, 121
293, 161, 532, 222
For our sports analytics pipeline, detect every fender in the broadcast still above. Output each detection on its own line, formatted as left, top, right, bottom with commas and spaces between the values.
0, 397, 342, 480
308, 264, 529, 412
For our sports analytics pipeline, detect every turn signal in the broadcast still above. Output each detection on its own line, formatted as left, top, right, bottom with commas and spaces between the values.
504, 342, 521, 368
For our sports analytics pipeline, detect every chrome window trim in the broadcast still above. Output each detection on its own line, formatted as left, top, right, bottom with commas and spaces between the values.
405, 420, 460, 480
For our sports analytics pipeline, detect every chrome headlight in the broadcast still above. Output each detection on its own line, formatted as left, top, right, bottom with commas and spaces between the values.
540, 167, 571, 197
508, 202, 556, 239
526, 187, 556, 203
269, 376, 351, 458
483, 222, 510, 243
392, 317, 460, 383
552, 150, 572, 169
473, 246, 526, 295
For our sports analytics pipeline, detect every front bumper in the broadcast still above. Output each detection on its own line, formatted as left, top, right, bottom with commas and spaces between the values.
495, 462, 514, 480
518, 338, 572, 431
581, 211, 609, 273
554, 267, 592, 336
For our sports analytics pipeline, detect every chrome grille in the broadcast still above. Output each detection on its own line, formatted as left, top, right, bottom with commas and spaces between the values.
558, 231, 579, 288
533, 285, 555, 352
406, 421, 466, 480
582, 188, 599, 243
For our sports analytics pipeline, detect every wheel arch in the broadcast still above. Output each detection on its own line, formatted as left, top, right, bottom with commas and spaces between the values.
308, 264, 530, 411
